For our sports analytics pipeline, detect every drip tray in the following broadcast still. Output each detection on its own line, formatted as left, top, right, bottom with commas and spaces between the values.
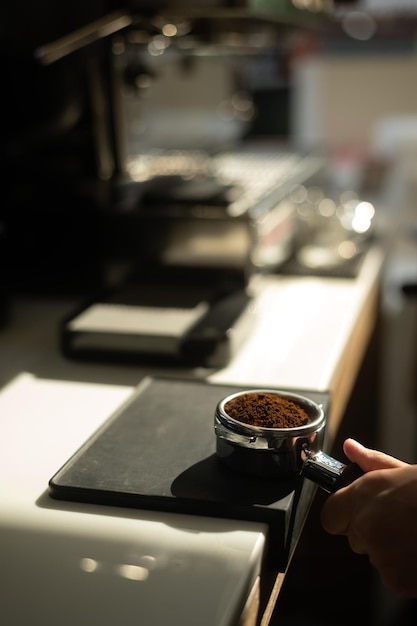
49, 376, 330, 570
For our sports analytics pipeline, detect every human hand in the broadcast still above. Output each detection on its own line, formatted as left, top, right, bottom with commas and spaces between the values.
321, 438, 417, 597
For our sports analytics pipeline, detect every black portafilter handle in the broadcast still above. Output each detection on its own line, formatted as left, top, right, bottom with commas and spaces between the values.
301, 450, 364, 493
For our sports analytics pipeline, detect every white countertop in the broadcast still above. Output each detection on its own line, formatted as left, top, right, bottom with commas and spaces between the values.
211, 245, 383, 391
0, 373, 265, 626
0, 244, 385, 626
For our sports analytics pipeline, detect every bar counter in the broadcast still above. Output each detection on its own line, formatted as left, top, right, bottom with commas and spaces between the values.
0, 243, 385, 626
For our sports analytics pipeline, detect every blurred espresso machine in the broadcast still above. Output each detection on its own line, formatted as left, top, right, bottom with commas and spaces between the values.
2, 2, 326, 364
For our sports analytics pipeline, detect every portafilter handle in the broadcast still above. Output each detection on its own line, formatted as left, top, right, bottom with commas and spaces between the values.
301, 450, 364, 493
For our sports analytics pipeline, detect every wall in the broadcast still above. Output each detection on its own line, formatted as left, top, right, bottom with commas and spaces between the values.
291, 54, 417, 152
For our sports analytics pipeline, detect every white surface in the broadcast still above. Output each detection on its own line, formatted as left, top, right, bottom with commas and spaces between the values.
0, 373, 265, 626
211, 245, 384, 392
68, 302, 209, 336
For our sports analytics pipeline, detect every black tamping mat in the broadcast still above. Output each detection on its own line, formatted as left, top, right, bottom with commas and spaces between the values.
49, 376, 330, 570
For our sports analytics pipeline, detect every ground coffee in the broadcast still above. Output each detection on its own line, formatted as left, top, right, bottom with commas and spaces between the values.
224, 392, 310, 429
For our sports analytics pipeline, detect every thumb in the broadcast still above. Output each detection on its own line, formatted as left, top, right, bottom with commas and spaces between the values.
343, 438, 406, 473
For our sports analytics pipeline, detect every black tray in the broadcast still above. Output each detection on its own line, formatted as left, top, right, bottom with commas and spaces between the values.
61, 266, 252, 369
49, 376, 330, 570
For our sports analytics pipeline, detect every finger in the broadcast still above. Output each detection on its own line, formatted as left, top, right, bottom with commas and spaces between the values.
320, 487, 352, 535
346, 529, 368, 555
343, 439, 406, 472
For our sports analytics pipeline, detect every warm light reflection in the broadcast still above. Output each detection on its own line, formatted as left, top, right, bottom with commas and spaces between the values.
79, 557, 99, 573
135, 74, 152, 89
79, 557, 151, 581
338, 240, 357, 259
162, 23, 178, 37
292, 0, 333, 12
352, 201, 375, 233
148, 35, 169, 56
137, 555, 157, 570
318, 197, 336, 217
356, 201, 375, 220
116, 564, 149, 581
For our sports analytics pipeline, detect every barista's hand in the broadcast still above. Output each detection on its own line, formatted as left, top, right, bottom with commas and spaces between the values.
321, 438, 417, 597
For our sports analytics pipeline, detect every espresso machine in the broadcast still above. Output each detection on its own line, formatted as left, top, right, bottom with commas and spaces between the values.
3, 3, 326, 365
